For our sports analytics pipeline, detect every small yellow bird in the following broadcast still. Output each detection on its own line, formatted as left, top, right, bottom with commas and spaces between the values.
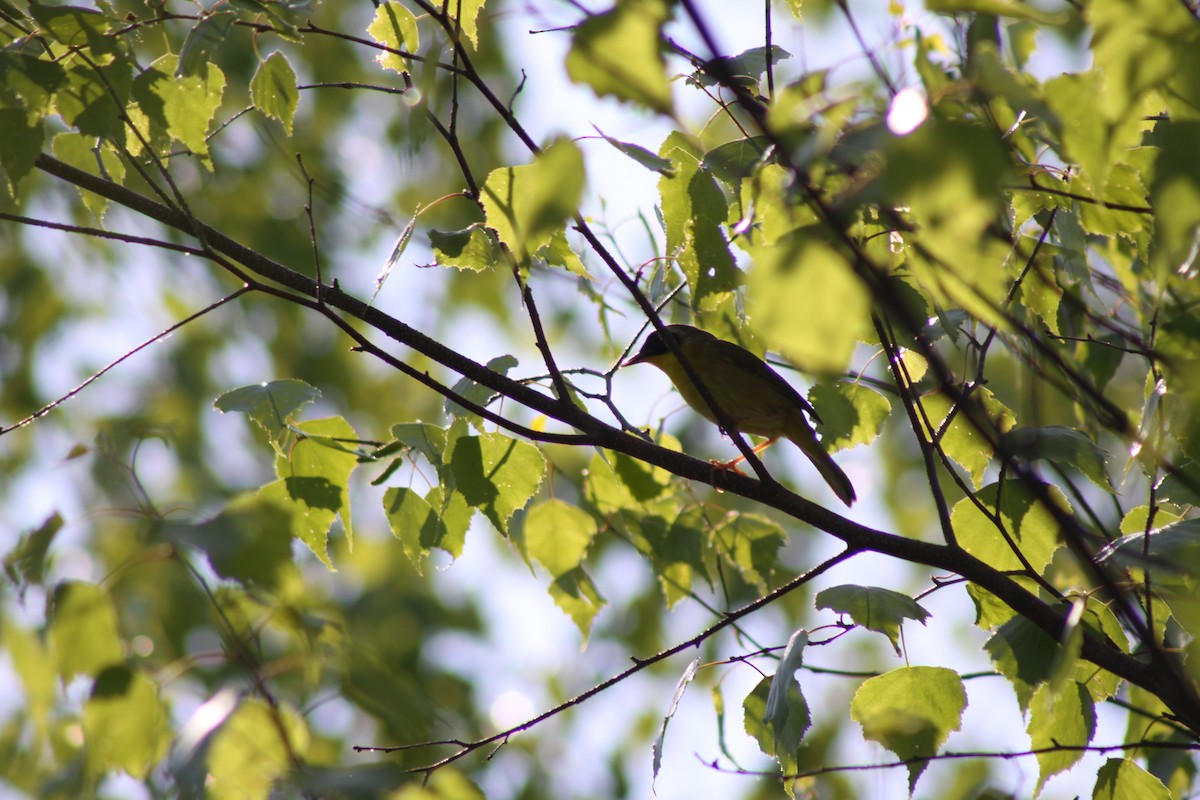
624, 324, 856, 506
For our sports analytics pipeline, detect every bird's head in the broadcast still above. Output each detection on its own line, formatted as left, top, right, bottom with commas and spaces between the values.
623, 324, 711, 367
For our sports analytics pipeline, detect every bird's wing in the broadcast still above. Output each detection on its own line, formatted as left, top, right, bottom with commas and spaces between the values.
709, 339, 820, 421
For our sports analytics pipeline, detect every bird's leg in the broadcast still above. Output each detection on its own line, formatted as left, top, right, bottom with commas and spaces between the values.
715, 436, 780, 471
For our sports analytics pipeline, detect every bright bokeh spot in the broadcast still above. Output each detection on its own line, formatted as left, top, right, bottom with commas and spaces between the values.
887, 86, 928, 135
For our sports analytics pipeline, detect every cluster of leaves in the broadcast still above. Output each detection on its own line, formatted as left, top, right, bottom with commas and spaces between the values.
3, 0, 1200, 798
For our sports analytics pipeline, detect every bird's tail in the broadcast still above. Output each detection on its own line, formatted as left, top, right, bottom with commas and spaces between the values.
787, 425, 856, 507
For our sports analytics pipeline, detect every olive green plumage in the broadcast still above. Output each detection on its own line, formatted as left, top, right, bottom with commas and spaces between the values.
624, 324, 856, 506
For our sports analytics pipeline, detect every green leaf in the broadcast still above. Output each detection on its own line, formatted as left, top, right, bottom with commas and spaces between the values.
1046, 599, 1085, 695
251, 52, 299, 135
713, 512, 785, 592
424, 485, 473, 560
1001, 425, 1112, 491
701, 136, 771, 186
652, 656, 700, 785
547, 566, 605, 642
565, 0, 673, 114
429, 223, 501, 271
267, 416, 361, 565
0, 51, 67, 117
984, 599, 1125, 710
51, 133, 125, 219
1096, 518, 1200, 582
390, 770, 487, 800
3, 617, 55, 737
922, 387, 1017, 489
214, 379, 321, 444
536, 228, 592, 279
815, 585, 931, 655
207, 698, 309, 800
481, 139, 585, 262
449, 0, 486, 49
449, 432, 546, 535
444, 354, 518, 425
1027, 681, 1095, 794
748, 232, 869, 374
584, 447, 674, 512
49, 581, 124, 679
743, 674, 809, 782
850, 666, 966, 792
924, 0, 1066, 23
57, 60, 132, 145
880, 121, 1012, 327
658, 131, 738, 310
1093, 759, 1171, 800
953, 480, 1065, 577
1150, 120, 1200, 282
594, 127, 676, 176
135, 54, 225, 157
29, 3, 119, 55
525, 499, 597, 578
656, 506, 711, 606
810, 381, 891, 452
3, 511, 61, 592
984, 613, 1058, 711
177, 11, 236, 78
1158, 459, 1200, 506
384, 487, 439, 571
0, 108, 44, 193
367, 2, 420, 75
693, 46, 791, 88
163, 494, 295, 588
83, 667, 169, 779
763, 630, 810, 756
390, 421, 449, 463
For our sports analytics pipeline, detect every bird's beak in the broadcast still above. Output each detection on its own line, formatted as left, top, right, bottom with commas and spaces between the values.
622, 352, 648, 368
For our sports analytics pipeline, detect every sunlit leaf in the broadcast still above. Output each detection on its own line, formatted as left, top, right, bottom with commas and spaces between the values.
267, 416, 360, 565
525, 499, 597, 578
1001, 425, 1112, 491
952, 480, 1064, 575
763, 629, 810, 755
922, 388, 1017, 488
177, 11, 236, 77
713, 512, 784, 592
565, 0, 673, 114
164, 494, 295, 588
850, 667, 966, 792
214, 379, 320, 443
207, 698, 309, 800
367, 2, 419, 74
1093, 759, 1171, 800
748, 233, 869, 374
430, 223, 500, 272
744, 673, 809, 782
49, 581, 123, 679
816, 585, 931, 655
3, 512, 61, 592
693, 45, 791, 89
652, 656, 700, 784
251, 52, 299, 135
449, 431, 546, 535
83, 667, 169, 779
1028, 681, 1095, 793
481, 139, 585, 262
658, 131, 738, 310
547, 566, 605, 642
810, 381, 891, 452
